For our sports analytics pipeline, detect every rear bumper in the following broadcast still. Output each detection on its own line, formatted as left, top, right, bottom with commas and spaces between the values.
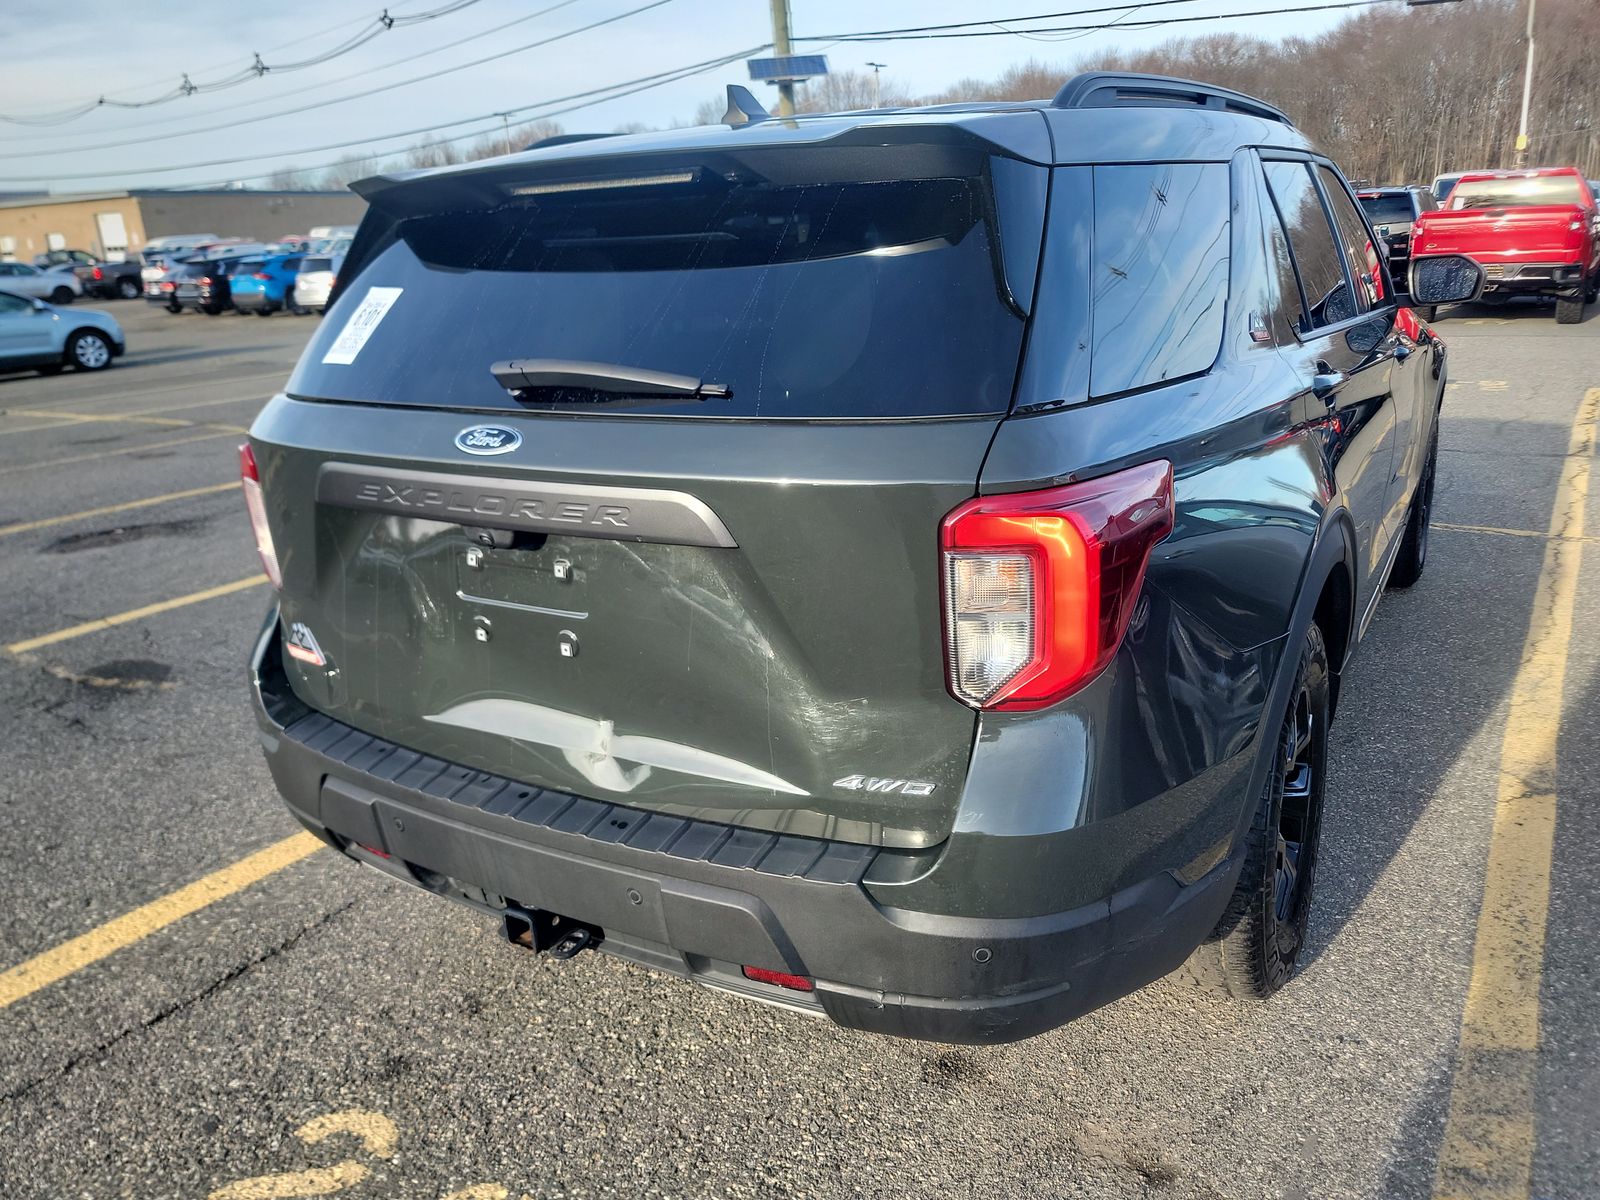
232, 292, 278, 310
1478, 261, 1588, 295
250, 614, 1238, 1043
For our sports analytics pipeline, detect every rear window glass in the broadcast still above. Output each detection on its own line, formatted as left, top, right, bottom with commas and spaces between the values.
1448, 175, 1586, 209
1359, 194, 1416, 225
234, 260, 264, 273
1089, 162, 1229, 397
288, 156, 1037, 419
301, 257, 332, 272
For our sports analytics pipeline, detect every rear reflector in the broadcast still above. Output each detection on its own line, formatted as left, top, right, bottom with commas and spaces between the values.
940, 460, 1174, 711
741, 965, 814, 992
239, 443, 282, 588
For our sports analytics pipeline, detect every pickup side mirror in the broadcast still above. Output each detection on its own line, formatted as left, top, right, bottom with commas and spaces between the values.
1409, 254, 1485, 306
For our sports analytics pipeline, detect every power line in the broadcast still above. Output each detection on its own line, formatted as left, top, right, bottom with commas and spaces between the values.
798, 0, 1389, 42
0, 0, 486, 126
4, 44, 764, 192
0, 0, 680, 182
0, 0, 595, 149
0, 0, 593, 156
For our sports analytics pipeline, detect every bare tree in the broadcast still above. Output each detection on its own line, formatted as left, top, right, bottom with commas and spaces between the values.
265, 166, 315, 190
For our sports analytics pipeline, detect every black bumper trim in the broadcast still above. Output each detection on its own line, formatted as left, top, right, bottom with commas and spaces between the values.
266, 671, 877, 889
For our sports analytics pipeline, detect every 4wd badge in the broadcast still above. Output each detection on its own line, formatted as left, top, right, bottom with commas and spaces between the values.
833, 774, 936, 797
284, 621, 327, 668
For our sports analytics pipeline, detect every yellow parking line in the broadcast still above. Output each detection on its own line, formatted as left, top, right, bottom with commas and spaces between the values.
0, 481, 240, 539
0, 429, 239, 475
0, 408, 248, 437
5, 574, 268, 655
9, 368, 289, 411
0, 832, 322, 1011
1434, 521, 1600, 545
1432, 386, 1598, 1200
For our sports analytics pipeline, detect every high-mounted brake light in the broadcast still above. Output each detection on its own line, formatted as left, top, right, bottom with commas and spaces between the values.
239, 443, 281, 588
940, 461, 1173, 711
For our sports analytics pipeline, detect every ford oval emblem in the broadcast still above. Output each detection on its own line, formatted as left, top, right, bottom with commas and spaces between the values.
454, 424, 521, 456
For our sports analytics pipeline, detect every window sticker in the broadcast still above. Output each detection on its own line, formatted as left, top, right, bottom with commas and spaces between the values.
322, 286, 402, 365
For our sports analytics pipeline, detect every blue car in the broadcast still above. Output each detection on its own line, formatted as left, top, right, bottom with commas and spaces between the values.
228, 252, 306, 316
0, 289, 124, 375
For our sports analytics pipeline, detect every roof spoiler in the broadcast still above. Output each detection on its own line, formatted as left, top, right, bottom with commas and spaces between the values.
1052, 71, 1293, 127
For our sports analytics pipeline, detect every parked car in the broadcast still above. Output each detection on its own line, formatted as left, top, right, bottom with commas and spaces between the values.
0, 289, 123, 375
1357, 185, 1437, 274
0, 261, 81, 304
142, 233, 222, 257
72, 256, 146, 300
32, 249, 99, 270
144, 256, 198, 311
289, 254, 340, 314
243, 73, 1479, 1044
228, 253, 306, 316
1410, 167, 1600, 322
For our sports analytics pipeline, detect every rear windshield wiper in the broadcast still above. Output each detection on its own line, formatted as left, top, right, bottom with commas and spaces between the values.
490, 358, 730, 404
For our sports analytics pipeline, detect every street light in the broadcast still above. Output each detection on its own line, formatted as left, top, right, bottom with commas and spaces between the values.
865, 61, 887, 109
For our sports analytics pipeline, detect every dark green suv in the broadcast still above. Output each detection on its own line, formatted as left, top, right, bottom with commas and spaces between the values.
245, 74, 1479, 1042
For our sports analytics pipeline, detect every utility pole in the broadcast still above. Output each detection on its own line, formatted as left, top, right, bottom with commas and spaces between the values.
768, 0, 796, 117
866, 61, 887, 108
499, 112, 513, 157
1514, 0, 1536, 168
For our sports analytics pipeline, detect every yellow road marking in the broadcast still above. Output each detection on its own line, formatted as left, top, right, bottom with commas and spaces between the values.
0, 481, 239, 538
0, 429, 239, 475
1433, 386, 1598, 1200
5, 573, 268, 655
9, 368, 288, 411
1434, 521, 1600, 544
0, 408, 248, 437
206, 1111, 394, 1199
0, 832, 321, 1011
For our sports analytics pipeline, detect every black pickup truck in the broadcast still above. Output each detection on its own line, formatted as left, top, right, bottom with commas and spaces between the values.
69, 256, 146, 300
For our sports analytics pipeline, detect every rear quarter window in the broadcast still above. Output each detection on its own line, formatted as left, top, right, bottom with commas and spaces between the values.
1088, 162, 1230, 398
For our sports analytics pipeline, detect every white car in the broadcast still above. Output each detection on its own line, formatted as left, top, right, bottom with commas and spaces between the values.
0, 261, 81, 304
291, 253, 341, 314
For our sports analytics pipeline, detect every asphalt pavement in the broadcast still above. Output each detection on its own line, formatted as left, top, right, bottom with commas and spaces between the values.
0, 296, 1595, 1200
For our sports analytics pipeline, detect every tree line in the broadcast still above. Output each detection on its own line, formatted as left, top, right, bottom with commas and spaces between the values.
261, 0, 1597, 191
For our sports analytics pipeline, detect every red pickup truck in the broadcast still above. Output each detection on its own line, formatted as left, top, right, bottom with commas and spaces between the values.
1409, 167, 1600, 323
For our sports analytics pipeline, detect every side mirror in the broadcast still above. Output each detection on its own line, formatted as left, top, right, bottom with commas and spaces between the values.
30, 297, 47, 311
1409, 254, 1484, 306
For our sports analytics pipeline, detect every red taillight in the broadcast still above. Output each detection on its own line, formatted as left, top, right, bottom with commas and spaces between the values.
741, 966, 814, 992
940, 460, 1173, 711
254, 272, 270, 280
91, 266, 103, 279
161, 281, 174, 291
239, 443, 282, 588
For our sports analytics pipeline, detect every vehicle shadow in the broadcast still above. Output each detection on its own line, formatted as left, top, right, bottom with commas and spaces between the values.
1431, 294, 1598, 324
1296, 408, 1563, 969
1375, 664, 1600, 1199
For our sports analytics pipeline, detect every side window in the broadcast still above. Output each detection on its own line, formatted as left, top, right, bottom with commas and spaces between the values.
1318, 165, 1384, 310
0, 292, 32, 314
1089, 162, 1230, 397
1263, 161, 1356, 331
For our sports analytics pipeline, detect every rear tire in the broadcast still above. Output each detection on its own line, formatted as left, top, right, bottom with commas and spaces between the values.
117, 277, 140, 299
36, 363, 64, 376
1418, 305, 1437, 323
49, 286, 74, 305
67, 329, 114, 372
165, 299, 182, 313
1556, 293, 1585, 324
1388, 424, 1437, 589
254, 307, 274, 317
1189, 623, 1330, 999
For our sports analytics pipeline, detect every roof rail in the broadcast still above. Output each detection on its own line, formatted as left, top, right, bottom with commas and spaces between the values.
1051, 72, 1294, 127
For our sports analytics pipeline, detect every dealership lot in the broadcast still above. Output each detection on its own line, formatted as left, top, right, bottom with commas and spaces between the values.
0, 302, 1596, 1199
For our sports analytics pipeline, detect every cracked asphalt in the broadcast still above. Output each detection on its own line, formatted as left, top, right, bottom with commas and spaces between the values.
0, 298, 1596, 1199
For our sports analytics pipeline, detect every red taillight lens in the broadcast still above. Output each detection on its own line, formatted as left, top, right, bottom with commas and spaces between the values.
239, 443, 282, 588
940, 460, 1173, 711
91, 266, 103, 279
741, 966, 814, 992
254, 272, 270, 280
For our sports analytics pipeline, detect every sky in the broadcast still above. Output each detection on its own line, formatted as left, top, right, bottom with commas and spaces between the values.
0, 0, 1367, 193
